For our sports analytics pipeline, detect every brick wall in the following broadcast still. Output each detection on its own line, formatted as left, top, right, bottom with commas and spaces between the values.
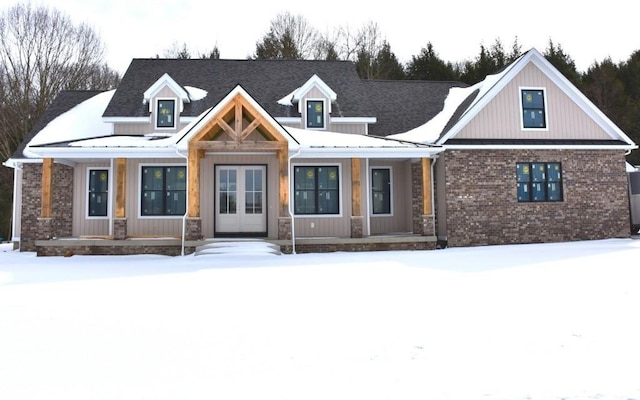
441, 149, 631, 247
20, 162, 74, 251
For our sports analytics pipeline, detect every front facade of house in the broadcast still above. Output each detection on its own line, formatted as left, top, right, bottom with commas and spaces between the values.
5, 49, 637, 256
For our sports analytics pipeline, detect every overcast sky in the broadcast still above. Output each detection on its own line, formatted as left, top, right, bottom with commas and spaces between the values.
4, 0, 638, 75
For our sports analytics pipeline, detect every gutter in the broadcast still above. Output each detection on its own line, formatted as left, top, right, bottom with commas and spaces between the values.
287, 148, 302, 254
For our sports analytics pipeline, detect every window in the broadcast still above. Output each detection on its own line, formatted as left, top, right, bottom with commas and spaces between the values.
521, 89, 546, 129
294, 166, 339, 214
157, 99, 175, 128
141, 166, 186, 216
88, 169, 109, 217
517, 162, 562, 202
306, 100, 325, 129
371, 168, 391, 215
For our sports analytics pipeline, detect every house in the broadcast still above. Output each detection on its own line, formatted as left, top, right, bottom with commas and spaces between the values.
4, 49, 636, 256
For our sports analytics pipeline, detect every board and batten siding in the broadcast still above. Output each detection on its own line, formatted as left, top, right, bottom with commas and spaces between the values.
368, 160, 413, 235
72, 163, 111, 237
455, 63, 612, 140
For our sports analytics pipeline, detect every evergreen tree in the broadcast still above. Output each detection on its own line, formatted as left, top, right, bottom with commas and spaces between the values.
543, 40, 581, 88
405, 42, 459, 81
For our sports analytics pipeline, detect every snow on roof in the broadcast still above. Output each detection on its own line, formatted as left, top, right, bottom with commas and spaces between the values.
27, 90, 115, 148
185, 86, 207, 101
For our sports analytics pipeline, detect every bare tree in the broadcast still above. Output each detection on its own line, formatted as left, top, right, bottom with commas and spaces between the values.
0, 2, 119, 241
254, 12, 321, 60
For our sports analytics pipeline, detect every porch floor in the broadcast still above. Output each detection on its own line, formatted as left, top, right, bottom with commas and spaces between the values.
33, 234, 438, 256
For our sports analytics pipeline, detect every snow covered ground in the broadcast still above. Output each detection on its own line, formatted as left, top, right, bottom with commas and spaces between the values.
1, 239, 639, 400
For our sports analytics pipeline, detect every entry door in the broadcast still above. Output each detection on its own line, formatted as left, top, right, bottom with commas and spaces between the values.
215, 166, 267, 234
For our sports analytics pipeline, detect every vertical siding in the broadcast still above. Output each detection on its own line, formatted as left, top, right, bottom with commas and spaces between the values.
12, 168, 22, 241
456, 63, 612, 140
369, 160, 412, 234
72, 163, 111, 237
126, 158, 184, 237
292, 158, 352, 237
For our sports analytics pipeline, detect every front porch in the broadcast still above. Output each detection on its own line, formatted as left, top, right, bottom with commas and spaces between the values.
32, 234, 438, 257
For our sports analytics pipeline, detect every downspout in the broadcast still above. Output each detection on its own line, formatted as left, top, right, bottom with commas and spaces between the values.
108, 158, 114, 237
287, 148, 302, 254
175, 147, 189, 256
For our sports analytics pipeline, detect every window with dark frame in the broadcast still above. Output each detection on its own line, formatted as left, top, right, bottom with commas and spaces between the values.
371, 168, 391, 215
517, 162, 563, 202
157, 99, 175, 128
306, 100, 325, 129
294, 166, 339, 215
88, 169, 108, 217
521, 89, 546, 129
141, 166, 186, 216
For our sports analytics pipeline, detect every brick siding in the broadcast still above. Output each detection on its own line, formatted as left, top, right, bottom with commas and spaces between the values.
441, 149, 631, 247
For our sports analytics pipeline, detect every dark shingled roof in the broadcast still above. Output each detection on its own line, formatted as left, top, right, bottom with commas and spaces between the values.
104, 58, 467, 137
12, 90, 105, 159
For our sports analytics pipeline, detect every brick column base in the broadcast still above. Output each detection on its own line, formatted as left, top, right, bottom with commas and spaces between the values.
113, 218, 127, 240
421, 215, 435, 236
185, 218, 202, 241
278, 217, 292, 240
351, 216, 364, 238
37, 218, 53, 240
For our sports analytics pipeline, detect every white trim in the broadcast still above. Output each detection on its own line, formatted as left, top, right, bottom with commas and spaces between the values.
86, 167, 110, 220
291, 162, 343, 218
155, 97, 178, 130
143, 73, 190, 104
276, 116, 377, 125
138, 163, 187, 219
305, 98, 327, 130
370, 166, 393, 217
443, 144, 637, 150
519, 86, 549, 131
102, 117, 150, 123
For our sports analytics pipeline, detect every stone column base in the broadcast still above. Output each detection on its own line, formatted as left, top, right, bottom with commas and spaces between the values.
278, 217, 292, 240
421, 215, 435, 236
185, 218, 202, 241
113, 218, 128, 240
37, 218, 53, 240
350, 216, 364, 238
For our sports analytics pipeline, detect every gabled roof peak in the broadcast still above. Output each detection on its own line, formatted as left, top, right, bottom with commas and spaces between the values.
143, 73, 190, 104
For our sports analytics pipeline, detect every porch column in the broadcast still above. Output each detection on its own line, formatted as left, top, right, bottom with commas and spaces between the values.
351, 158, 364, 238
278, 148, 292, 240
421, 158, 435, 236
113, 158, 128, 240
186, 148, 203, 240
38, 158, 54, 240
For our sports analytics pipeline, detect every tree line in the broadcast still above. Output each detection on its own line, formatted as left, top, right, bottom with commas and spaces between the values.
1, 4, 640, 241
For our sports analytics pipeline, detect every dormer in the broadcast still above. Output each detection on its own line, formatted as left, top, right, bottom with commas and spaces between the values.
143, 73, 191, 130
279, 74, 337, 130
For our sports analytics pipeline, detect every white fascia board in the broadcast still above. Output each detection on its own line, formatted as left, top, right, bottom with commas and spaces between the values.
24, 147, 179, 159
275, 117, 377, 124
102, 117, 150, 123
443, 144, 638, 151
296, 146, 443, 159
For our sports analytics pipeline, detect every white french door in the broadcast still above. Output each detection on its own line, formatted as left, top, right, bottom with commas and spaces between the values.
215, 165, 266, 234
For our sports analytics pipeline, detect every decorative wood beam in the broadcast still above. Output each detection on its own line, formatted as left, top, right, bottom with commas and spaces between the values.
40, 158, 53, 218
278, 149, 289, 217
422, 158, 432, 215
351, 158, 361, 217
191, 140, 286, 151
188, 148, 203, 218
216, 118, 236, 140
235, 99, 243, 139
240, 118, 263, 142
115, 158, 127, 219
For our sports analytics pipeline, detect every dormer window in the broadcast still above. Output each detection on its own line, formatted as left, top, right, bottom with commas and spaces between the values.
521, 88, 547, 129
307, 100, 325, 129
157, 99, 176, 128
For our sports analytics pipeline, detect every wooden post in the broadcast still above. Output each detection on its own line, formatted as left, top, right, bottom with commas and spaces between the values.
188, 148, 202, 218
41, 158, 53, 218
422, 158, 432, 215
351, 158, 361, 217
278, 149, 289, 216
115, 158, 127, 219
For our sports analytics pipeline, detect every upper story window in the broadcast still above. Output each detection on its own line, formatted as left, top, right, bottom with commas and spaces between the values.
306, 100, 325, 129
157, 99, 176, 128
521, 89, 547, 129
